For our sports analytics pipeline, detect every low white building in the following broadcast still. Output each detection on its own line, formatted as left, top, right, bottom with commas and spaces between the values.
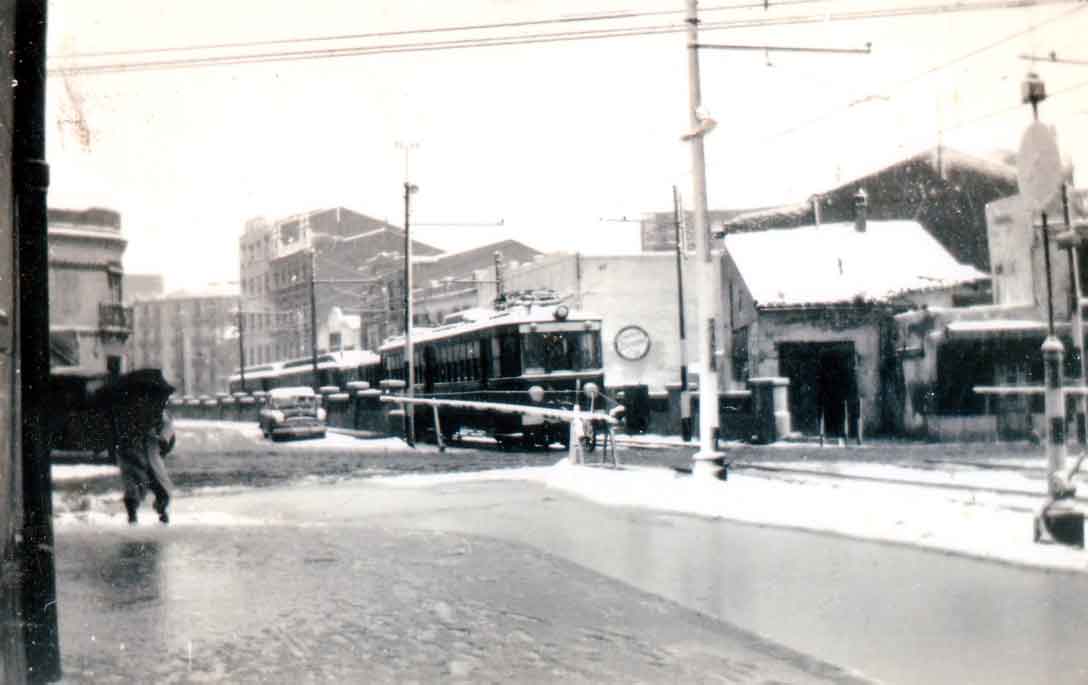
473, 252, 704, 392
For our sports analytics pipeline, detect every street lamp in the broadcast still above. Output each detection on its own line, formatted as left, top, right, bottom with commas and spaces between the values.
404, 180, 419, 446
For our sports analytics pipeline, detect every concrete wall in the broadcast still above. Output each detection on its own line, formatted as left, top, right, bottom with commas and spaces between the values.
493, 252, 706, 393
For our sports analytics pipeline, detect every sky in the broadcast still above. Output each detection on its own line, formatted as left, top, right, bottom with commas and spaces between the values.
44, 0, 1088, 292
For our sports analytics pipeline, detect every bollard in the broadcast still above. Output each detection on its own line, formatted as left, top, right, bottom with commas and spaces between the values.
1043, 336, 1068, 497
1035, 335, 1084, 547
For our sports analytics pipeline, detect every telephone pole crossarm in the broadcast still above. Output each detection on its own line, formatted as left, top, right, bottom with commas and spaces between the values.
693, 42, 872, 54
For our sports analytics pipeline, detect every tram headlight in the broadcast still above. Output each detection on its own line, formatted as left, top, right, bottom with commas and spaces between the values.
528, 385, 545, 403
554, 304, 569, 321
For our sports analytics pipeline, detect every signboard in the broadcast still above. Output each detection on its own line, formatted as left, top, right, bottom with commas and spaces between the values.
1017, 121, 1063, 213
614, 325, 651, 361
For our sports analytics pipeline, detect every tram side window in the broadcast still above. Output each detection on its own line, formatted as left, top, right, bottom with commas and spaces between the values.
456, 342, 467, 381
468, 341, 480, 380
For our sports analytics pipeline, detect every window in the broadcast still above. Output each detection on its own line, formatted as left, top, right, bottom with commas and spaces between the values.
522, 331, 600, 373
108, 271, 123, 304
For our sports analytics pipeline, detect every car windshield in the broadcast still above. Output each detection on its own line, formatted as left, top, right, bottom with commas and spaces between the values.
272, 395, 317, 410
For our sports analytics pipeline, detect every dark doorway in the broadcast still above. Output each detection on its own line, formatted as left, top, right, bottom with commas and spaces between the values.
107, 355, 122, 379
778, 341, 858, 437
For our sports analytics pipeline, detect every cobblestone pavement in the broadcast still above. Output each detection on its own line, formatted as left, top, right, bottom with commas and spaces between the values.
55, 517, 869, 684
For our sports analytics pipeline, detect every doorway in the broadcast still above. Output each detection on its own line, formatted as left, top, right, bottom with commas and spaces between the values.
778, 341, 858, 437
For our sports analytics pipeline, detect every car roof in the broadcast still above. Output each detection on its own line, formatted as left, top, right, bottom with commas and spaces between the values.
268, 386, 317, 399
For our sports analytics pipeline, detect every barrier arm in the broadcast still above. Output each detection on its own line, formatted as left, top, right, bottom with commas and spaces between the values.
380, 395, 618, 464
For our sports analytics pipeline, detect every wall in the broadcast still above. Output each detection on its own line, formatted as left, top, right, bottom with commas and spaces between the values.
753, 307, 884, 434
495, 252, 706, 392
48, 212, 129, 372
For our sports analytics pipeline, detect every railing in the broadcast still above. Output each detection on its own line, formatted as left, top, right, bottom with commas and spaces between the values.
98, 303, 133, 333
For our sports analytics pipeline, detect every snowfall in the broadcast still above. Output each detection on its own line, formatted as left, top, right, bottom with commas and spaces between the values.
52, 419, 1088, 575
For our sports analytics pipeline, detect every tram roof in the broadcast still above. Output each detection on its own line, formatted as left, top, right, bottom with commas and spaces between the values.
379, 304, 601, 352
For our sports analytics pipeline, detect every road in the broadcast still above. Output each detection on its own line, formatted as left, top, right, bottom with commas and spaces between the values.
50, 428, 1088, 683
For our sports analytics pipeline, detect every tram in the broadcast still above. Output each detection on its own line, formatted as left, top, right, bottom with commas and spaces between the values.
227, 349, 381, 395
379, 291, 606, 447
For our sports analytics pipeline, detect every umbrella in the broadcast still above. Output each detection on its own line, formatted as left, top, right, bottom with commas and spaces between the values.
89, 369, 175, 409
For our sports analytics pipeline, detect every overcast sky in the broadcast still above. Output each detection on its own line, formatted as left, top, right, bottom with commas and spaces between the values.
45, 0, 1088, 291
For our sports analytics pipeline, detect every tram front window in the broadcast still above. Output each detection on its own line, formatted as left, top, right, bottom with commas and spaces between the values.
522, 331, 601, 373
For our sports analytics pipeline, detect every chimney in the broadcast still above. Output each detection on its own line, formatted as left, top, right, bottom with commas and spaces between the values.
811, 194, 822, 225
853, 188, 868, 233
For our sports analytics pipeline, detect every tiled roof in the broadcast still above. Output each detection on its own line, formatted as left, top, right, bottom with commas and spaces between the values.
723, 220, 988, 308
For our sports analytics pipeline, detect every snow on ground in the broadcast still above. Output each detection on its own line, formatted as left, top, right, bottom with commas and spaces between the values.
51, 464, 118, 481
173, 419, 420, 453
535, 461, 1088, 574
55, 420, 1088, 573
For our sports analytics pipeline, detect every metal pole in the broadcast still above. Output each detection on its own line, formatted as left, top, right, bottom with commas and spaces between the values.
309, 247, 319, 390
673, 185, 692, 442
1063, 183, 1087, 444
404, 181, 416, 446
14, 1, 61, 679
1041, 211, 1069, 497
237, 299, 246, 392
685, 0, 721, 474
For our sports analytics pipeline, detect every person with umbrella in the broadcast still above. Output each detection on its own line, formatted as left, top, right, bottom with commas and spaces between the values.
94, 369, 177, 524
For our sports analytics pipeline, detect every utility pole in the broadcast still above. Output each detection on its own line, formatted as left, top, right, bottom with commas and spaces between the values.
1060, 183, 1087, 444
14, 0, 61, 680
682, 1, 869, 466
493, 250, 504, 302
673, 186, 692, 442
404, 180, 418, 446
309, 247, 319, 390
684, 0, 721, 474
237, 299, 246, 392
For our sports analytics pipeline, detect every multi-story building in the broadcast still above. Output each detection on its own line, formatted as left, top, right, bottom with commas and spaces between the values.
122, 273, 164, 305
129, 285, 239, 396
239, 207, 443, 364
47, 207, 131, 375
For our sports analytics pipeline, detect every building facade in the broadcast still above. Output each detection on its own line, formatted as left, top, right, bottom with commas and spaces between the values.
894, 187, 1088, 440
239, 207, 443, 366
129, 287, 239, 396
47, 207, 131, 375
721, 218, 988, 437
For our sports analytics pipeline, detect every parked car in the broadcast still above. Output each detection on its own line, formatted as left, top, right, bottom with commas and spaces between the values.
258, 386, 327, 441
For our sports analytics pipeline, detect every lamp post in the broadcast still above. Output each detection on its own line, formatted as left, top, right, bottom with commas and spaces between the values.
404, 180, 419, 446
673, 185, 692, 442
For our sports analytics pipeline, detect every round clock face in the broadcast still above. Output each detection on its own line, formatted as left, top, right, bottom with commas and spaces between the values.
614, 325, 651, 361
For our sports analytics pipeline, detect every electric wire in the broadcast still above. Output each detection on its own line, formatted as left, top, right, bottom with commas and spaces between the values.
758, 2, 1087, 142
56, 0, 831, 60
49, 0, 1079, 75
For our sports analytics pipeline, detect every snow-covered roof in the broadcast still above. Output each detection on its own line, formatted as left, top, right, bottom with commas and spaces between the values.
723, 220, 988, 308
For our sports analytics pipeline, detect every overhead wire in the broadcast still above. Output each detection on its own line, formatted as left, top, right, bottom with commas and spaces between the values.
56, 0, 831, 60
757, 1, 1087, 143
49, 0, 1080, 75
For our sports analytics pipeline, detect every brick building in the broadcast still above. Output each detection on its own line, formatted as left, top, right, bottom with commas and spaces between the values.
238, 207, 442, 365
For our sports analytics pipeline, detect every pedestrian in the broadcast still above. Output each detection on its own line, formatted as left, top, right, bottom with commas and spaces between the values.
102, 370, 177, 525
